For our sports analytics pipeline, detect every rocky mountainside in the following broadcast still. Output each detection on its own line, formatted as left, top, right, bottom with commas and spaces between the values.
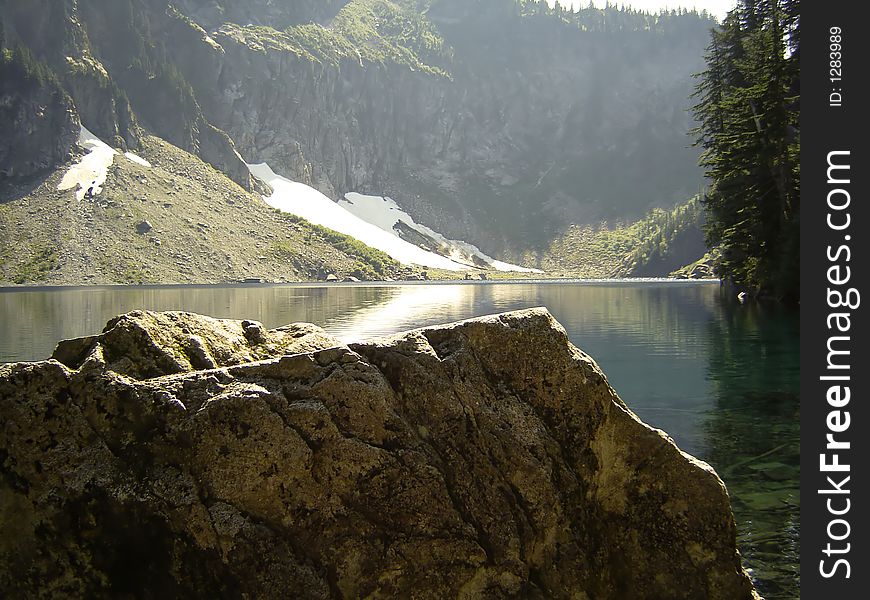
0, 46, 78, 179
1, 0, 713, 275
1, 308, 758, 598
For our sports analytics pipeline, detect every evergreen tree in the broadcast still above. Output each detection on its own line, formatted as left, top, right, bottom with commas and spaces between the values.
692, 0, 800, 301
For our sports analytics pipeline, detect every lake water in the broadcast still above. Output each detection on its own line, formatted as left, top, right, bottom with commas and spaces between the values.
0, 280, 799, 598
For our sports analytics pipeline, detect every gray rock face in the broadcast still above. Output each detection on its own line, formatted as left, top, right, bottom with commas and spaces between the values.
0, 309, 759, 599
0, 0, 250, 189
1, 0, 142, 156
176, 14, 709, 254
0, 52, 78, 179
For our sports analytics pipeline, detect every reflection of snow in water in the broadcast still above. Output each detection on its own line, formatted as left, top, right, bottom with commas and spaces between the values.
328, 284, 468, 343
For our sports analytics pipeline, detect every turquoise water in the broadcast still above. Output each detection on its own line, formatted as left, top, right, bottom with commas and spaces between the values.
0, 281, 799, 597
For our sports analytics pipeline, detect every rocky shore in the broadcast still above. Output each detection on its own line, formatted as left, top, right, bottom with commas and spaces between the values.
0, 308, 759, 598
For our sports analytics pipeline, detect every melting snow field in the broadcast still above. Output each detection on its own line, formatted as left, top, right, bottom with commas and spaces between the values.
58, 126, 117, 201
247, 163, 470, 270
56, 128, 537, 273
58, 126, 150, 200
341, 192, 542, 273
247, 162, 541, 272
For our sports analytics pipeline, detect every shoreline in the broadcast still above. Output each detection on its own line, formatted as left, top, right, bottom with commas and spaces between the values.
0, 277, 721, 293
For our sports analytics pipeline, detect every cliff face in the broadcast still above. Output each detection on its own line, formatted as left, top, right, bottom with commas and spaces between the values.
1, 0, 712, 259
0, 0, 250, 189
0, 47, 78, 179
0, 308, 759, 598
0, 0, 141, 153
173, 0, 349, 31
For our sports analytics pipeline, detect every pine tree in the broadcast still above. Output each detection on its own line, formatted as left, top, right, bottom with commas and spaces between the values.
691, 0, 799, 301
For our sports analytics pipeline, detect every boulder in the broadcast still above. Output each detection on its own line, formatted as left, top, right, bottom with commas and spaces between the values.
669, 250, 720, 280
0, 308, 759, 599
135, 220, 153, 234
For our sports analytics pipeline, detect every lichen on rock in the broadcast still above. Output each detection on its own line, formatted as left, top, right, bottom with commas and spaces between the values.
0, 308, 760, 599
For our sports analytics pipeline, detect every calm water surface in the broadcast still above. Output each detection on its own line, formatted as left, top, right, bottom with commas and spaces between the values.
0, 281, 799, 598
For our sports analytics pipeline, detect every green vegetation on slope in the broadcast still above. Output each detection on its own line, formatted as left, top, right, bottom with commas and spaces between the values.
619, 196, 707, 276
692, 0, 799, 301
219, 0, 450, 75
531, 196, 707, 277
272, 215, 394, 280
10, 244, 60, 284
0, 45, 61, 90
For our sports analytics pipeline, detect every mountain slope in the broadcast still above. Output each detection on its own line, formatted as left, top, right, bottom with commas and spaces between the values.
248, 162, 474, 271
0, 131, 398, 285
529, 196, 708, 278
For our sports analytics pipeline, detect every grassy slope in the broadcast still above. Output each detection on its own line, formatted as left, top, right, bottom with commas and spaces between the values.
0, 135, 398, 285
520, 197, 709, 278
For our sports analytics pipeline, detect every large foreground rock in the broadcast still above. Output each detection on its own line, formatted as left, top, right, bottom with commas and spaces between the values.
0, 309, 759, 599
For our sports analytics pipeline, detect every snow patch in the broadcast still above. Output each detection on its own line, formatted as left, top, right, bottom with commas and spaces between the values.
341, 192, 542, 273
58, 126, 117, 201
124, 152, 151, 167
247, 163, 471, 271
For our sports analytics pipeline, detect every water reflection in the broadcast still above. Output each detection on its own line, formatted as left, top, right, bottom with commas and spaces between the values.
0, 285, 389, 362
326, 284, 473, 342
0, 281, 798, 596
702, 296, 800, 599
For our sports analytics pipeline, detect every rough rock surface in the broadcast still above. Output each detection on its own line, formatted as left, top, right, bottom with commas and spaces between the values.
0, 308, 759, 599
51, 309, 342, 379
